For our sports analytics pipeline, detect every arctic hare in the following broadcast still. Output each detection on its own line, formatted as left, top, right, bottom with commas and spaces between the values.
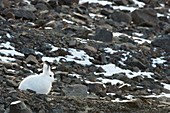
18, 61, 55, 94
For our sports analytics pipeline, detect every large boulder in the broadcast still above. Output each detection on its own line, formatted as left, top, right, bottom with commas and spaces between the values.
93, 28, 113, 42
131, 8, 159, 27
151, 35, 170, 52
110, 11, 132, 24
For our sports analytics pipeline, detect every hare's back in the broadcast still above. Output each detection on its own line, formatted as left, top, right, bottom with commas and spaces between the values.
18, 75, 40, 90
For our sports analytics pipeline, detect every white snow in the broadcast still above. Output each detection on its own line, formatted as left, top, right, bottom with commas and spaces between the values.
0, 56, 16, 62
112, 6, 137, 12
133, 0, 145, 8
111, 98, 136, 102
0, 42, 15, 49
0, 49, 24, 57
42, 45, 93, 66
68, 73, 82, 78
162, 83, 170, 91
0, 42, 24, 57
95, 63, 153, 78
144, 93, 170, 98
6, 33, 12, 38
104, 47, 118, 54
113, 32, 151, 44
11, 100, 21, 105
151, 57, 167, 67
97, 77, 124, 85
63, 19, 74, 24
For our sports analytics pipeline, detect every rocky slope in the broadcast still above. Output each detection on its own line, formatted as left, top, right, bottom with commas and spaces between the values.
0, 0, 170, 113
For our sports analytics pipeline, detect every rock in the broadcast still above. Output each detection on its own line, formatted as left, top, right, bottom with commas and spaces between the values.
151, 35, 170, 52
110, 11, 132, 24
84, 45, 97, 53
0, 0, 10, 8
9, 100, 32, 113
87, 83, 106, 96
21, 48, 36, 56
53, 49, 71, 56
48, 0, 58, 8
114, 0, 129, 5
73, 12, 90, 21
62, 84, 88, 97
0, 108, 5, 113
100, 9, 113, 17
125, 57, 147, 70
68, 39, 77, 47
26, 55, 39, 64
2, 8, 36, 20
93, 28, 113, 42
6, 79, 18, 87
35, 2, 49, 10
99, 53, 107, 64
58, 0, 79, 5
131, 8, 159, 27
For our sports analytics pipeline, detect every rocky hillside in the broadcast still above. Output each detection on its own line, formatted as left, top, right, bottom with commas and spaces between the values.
0, 0, 170, 113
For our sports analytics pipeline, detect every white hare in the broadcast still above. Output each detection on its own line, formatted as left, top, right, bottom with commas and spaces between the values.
18, 61, 55, 94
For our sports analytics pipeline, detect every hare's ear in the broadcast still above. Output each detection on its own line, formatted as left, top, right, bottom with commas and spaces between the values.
43, 61, 50, 73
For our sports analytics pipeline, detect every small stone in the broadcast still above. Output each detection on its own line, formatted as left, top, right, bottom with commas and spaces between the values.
68, 39, 77, 47
151, 35, 170, 52
84, 45, 97, 53
21, 48, 36, 56
6, 79, 18, 87
62, 84, 88, 97
125, 57, 146, 70
114, 0, 129, 5
0, 0, 10, 8
26, 55, 39, 64
9, 100, 32, 113
87, 83, 106, 96
58, 0, 79, 5
3, 8, 36, 20
110, 11, 132, 24
93, 28, 113, 42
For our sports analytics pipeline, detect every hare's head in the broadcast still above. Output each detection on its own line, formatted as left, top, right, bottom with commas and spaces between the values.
42, 61, 55, 82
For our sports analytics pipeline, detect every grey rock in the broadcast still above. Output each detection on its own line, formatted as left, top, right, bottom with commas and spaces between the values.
110, 11, 132, 24
35, 2, 48, 10
100, 9, 113, 17
9, 100, 32, 113
58, 0, 79, 5
68, 39, 77, 47
93, 28, 113, 42
62, 84, 88, 97
132, 8, 159, 26
48, 0, 58, 8
151, 35, 170, 52
6, 79, 18, 87
114, 0, 129, 5
87, 83, 106, 96
0, 103, 5, 113
125, 57, 146, 70
21, 48, 36, 56
99, 53, 107, 64
2, 8, 36, 20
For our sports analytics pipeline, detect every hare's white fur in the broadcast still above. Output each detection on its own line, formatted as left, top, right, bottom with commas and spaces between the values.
18, 62, 54, 94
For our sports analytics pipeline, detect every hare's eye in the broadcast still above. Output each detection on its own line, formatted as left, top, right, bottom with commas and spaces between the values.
49, 75, 52, 77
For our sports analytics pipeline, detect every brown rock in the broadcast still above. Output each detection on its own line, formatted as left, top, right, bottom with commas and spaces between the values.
26, 55, 39, 64
9, 101, 32, 113
132, 8, 159, 27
